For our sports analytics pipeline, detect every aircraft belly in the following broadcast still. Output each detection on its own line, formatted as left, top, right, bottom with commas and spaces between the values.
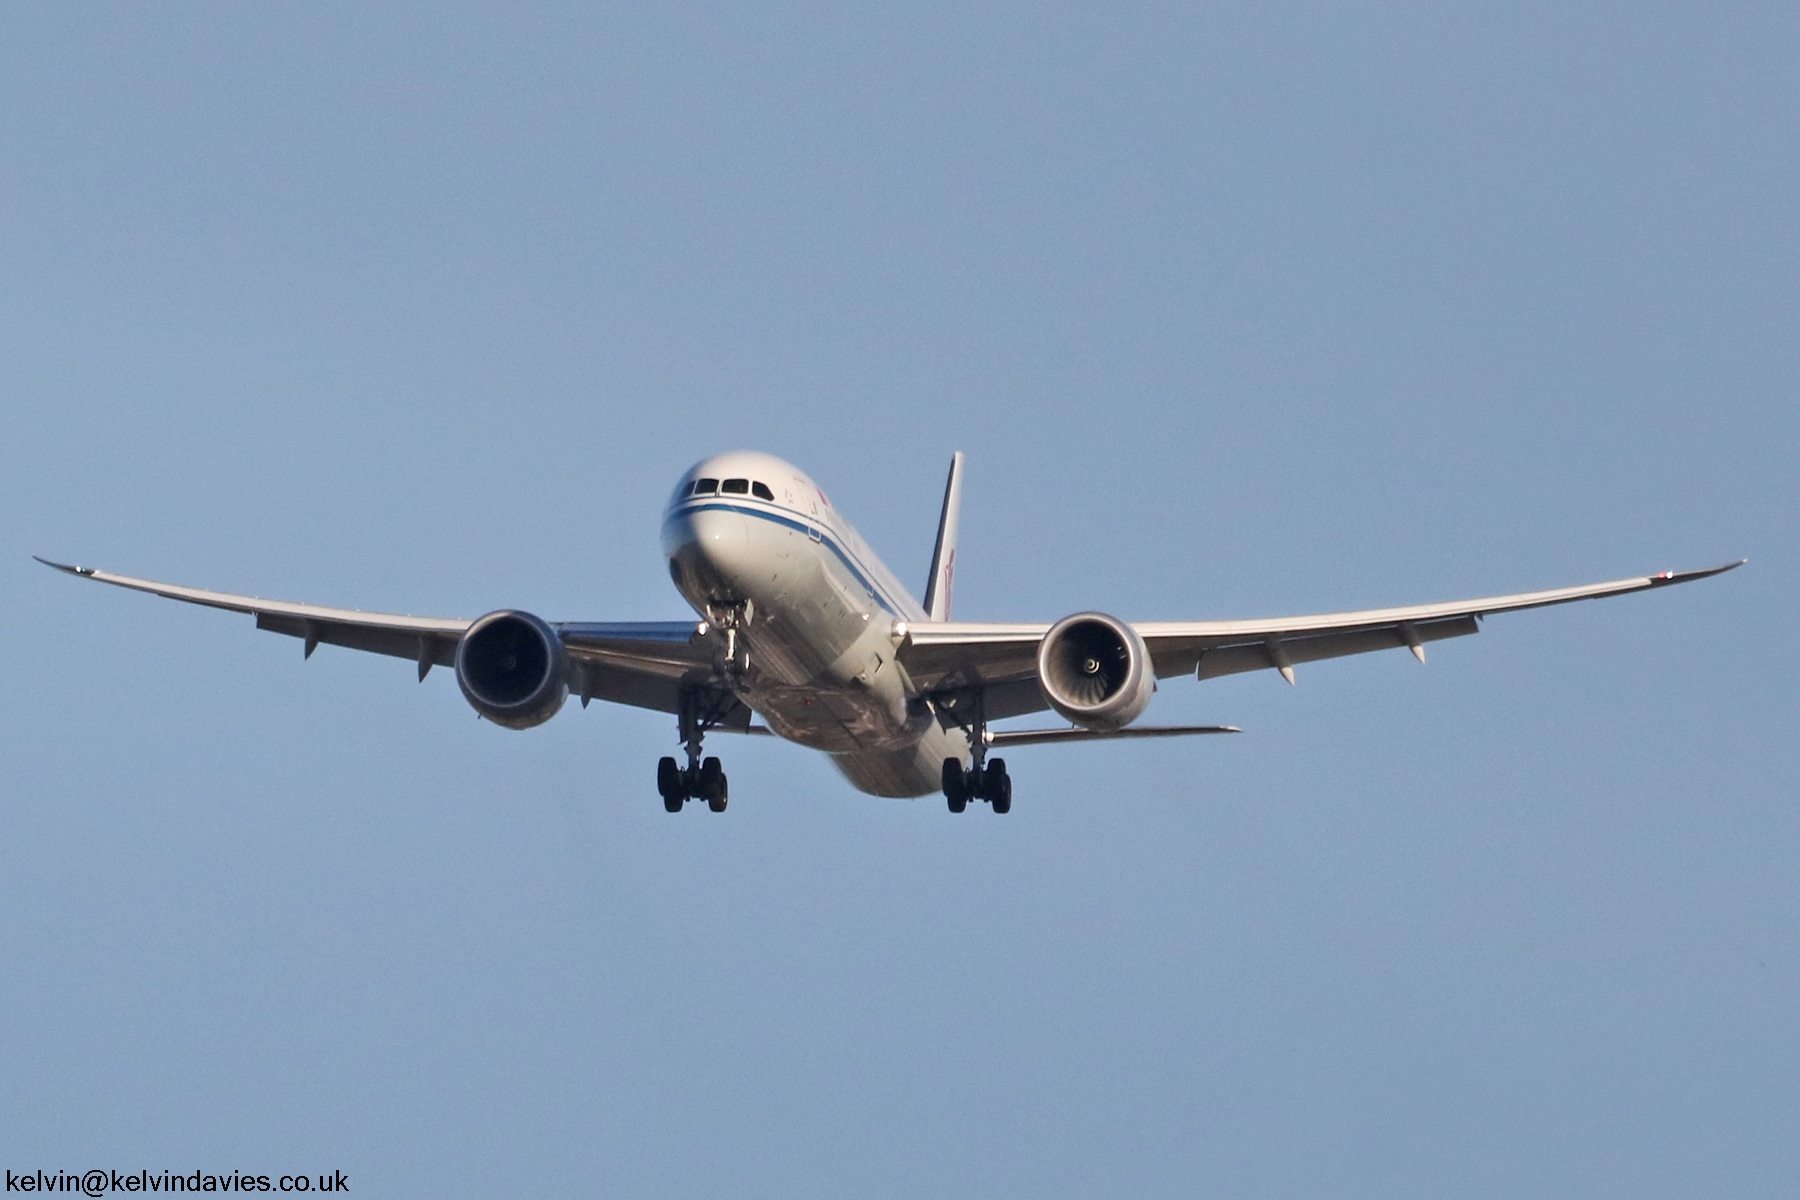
743, 601, 927, 755
734, 518, 855, 681
747, 653, 921, 752
830, 722, 970, 798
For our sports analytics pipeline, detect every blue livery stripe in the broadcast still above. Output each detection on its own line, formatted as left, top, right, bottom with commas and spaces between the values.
670, 501, 914, 618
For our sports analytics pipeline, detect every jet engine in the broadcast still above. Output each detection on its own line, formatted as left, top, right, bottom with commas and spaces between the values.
455, 610, 569, 729
1036, 612, 1153, 732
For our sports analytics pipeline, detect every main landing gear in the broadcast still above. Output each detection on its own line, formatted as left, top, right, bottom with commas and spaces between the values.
659, 754, 728, 813
942, 756, 1011, 814
659, 684, 733, 813
938, 687, 1012, 814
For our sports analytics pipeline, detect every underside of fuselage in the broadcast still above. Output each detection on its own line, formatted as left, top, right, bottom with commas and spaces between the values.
661, 451, 970, 798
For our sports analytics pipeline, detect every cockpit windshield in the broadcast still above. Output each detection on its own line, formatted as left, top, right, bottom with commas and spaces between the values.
683, 476, 777, 503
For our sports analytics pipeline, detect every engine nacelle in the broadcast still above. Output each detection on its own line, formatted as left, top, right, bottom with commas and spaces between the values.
455, 610, 568, 729
1036, 612, 1153, 732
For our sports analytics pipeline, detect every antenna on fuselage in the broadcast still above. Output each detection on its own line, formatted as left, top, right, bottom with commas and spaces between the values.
923, 451, 964, 622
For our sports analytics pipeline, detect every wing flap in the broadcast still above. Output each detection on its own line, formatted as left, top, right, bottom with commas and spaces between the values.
255, 611, 460, 666
1192, 615, 1479, 681
897, 622, 1043, 690
557, 621, 714, 678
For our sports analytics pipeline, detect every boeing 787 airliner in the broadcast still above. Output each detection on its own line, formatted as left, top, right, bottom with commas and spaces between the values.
40, 451, 1739, 813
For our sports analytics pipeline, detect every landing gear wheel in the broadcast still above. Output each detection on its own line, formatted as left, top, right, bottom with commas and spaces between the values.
942, 757, 968, 813
699, 756, 728, 813
657, 756, 685, 812
985, 758, 1012, 814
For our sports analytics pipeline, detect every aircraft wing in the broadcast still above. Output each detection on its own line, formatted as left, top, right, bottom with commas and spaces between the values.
34, 558, 718, 717
896, 561, 1743, 719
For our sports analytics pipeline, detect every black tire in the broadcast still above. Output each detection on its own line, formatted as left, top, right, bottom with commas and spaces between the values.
700, 757, 728, 812
942, 757, 968, 813
987, 759, 1012, 814
657, 756, 684, 812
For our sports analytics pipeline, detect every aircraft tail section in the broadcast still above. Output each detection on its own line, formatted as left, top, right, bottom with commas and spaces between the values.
922, 452, 964, 622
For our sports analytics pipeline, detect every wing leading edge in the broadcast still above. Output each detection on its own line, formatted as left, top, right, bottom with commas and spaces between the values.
39, 556, 1744, 723
897, 561, 1744, 712
34, 557, 716, 715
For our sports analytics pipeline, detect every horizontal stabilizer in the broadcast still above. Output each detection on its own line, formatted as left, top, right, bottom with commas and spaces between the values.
986, 724, 1239, 748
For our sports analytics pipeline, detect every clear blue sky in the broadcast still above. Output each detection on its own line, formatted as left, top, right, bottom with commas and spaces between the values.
3, 5, 1794, 1197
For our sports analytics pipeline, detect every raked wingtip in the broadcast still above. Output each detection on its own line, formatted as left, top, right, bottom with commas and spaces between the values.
33, 555, 91, 576
1650, 559, 1747, 587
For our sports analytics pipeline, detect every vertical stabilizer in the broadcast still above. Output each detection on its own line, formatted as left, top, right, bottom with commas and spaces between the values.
922, 452, 965, 622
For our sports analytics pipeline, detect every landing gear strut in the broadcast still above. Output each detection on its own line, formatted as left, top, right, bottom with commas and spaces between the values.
939, 689, 1012, 814
658, 685, 734, 813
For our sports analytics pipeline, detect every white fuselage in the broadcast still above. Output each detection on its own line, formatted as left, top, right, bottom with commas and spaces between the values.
660, 451, 969, 797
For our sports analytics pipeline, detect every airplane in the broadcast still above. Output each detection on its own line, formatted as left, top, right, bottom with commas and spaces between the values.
38, 450, 1741, 814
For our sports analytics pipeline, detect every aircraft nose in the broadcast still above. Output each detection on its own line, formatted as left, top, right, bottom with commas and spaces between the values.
663, 505, 752, 599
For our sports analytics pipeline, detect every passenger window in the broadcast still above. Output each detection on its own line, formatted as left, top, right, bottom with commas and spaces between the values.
751, 481, 774, 501
722, 478, 750, 494
691, 478, 718, 496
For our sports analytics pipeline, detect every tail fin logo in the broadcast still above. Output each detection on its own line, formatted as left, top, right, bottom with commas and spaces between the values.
923, 451, 964, 623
